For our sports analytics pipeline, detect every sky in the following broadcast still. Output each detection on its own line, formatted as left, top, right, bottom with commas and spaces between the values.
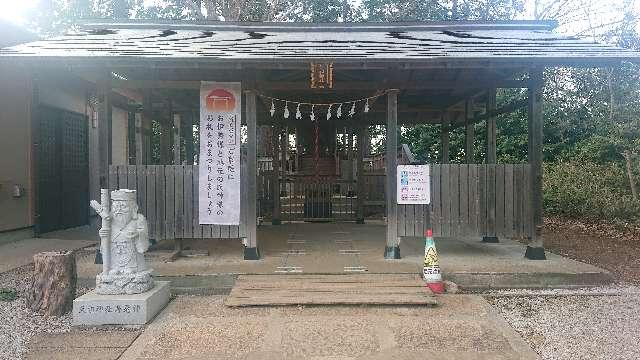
0, 0, 633, 37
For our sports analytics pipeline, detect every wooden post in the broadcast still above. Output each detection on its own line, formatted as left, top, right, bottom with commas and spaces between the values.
486, 88, 497, 164
184, 111, 195, 165
385, 90, 400, 259
97, 72, 111, 189
483, 88, 499, 243
134, 113, 143, 165
465, 99, 475, 164
356, 125, 366, 224
526, 69, 546, 260
142, 90, 153, 164
440, 112, 450, 164
244, 90, 259, 260
271, 126, 281, 225
26, 251, 76, 316
173, 113, 181, 165
159, 98, 172, 164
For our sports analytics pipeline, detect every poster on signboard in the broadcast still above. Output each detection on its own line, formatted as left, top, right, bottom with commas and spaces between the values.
397, 165, 431, 205
198, 82, 241, 225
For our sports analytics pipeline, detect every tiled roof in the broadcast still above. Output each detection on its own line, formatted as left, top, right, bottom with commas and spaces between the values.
0, 21, 637, 66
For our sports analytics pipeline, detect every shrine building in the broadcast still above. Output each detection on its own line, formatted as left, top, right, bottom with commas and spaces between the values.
0, 20, 638, 264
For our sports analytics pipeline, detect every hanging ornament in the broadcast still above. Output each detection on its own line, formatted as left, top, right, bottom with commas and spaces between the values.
270, 99, 275, 117
284, 102, 290, 119
310, 105, 316, 122
295, 103, 302, 119
327, 104, 332, 120
336, 103, 342, 118
349, 101, 356, 117
364, 98, 370, 113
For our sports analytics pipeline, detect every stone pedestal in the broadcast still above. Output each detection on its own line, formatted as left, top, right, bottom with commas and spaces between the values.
73, 281, 170, 326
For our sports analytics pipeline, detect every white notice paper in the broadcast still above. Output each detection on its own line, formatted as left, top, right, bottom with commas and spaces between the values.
397, 165, 431, 205
199, 82, 241, 225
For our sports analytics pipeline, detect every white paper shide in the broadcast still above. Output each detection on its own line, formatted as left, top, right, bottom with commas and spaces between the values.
199, 82, 242, 225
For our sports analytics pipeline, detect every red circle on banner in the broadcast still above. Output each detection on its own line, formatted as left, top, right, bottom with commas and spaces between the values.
206, 89, 236, 112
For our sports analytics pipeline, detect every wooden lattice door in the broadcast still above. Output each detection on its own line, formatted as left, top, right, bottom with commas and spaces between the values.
36, 106, 89, 234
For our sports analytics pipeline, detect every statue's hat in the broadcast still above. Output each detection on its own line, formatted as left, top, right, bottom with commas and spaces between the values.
110, 189, 137, 201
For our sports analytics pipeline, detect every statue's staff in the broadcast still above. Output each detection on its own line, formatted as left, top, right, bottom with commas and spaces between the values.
90, 189, 111, 275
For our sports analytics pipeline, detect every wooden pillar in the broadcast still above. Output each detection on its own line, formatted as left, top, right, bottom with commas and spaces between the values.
142, 90, 153, 164
483, 88, 499, 243
244, 90, 259, 259
440, 112, 450, 164
465, 99, 475, 164
173, 113, 181, 165
271, 126, 281, 225
486, 88, 497, 164
526, 69, 546, 260
385, 90, 400, 259
184, 111, 195, 165
134, 113, 143, 165
97, 72, 111, 189
95, 72, 111, 265
159, 99, 172, 165
295, 126, 300, 172
356, 125, 366, 224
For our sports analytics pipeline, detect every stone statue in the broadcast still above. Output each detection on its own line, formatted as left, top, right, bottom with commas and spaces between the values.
90, 189, 154, 295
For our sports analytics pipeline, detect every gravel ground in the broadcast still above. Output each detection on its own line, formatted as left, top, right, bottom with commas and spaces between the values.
0, 264, 86, 360
486, 285, 640, 360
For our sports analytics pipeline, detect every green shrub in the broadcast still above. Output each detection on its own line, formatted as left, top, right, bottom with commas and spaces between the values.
544, 161, 640, 221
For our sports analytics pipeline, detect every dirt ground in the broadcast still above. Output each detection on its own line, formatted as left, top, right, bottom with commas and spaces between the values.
544, 216, 640, 283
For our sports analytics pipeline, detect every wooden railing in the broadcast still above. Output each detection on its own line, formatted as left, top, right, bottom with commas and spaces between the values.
398, 164, 533, 239
108, 163, 532, 241
108, 163, 248, 241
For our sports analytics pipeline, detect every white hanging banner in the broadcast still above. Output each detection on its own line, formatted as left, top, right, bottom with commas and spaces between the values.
199, 82, 241, 225
397, 165, 431, 205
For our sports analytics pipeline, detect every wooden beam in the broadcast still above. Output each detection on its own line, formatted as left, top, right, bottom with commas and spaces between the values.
97, 72, 112, 189
443, 97, 528, 132
244, 90, 260, 259
184, 111, 195, 165
142, 90, 153, 164
440, 112, 450, 164
385, 90, 400, 259
134, 113, 143, 165
271, 126, 281, 225
356, 125, 366, 224
465, 99, 475, 164
486, 88, 497, 164
110, 79, 528, 91
173, 113, 181, 165
525, 69, 546, 260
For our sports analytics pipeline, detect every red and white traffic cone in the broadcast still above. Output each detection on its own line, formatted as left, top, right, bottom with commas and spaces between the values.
423, 229, 444, 294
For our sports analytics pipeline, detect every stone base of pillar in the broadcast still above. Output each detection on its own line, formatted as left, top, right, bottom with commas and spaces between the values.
384, 246, 401, 259
482, 236, 499, 243
243, 246, 261, 260
272, 219, 281, 225
525, 246, 546, 260
356, 218, 365, 224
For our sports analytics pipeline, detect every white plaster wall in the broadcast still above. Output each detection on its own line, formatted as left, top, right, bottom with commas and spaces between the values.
0, 66, 32, 233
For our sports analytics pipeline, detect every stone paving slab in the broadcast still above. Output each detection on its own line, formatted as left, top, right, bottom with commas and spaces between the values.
120, 294, 539, 360
25, 329, 141, 360
0, 236, 95, 273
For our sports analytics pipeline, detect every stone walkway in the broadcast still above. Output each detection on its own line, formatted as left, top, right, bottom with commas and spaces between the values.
118, 295, 538, 360
25, 329, 141, 360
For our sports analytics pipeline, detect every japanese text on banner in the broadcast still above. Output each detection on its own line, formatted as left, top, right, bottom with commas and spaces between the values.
199, 82, 241, 225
